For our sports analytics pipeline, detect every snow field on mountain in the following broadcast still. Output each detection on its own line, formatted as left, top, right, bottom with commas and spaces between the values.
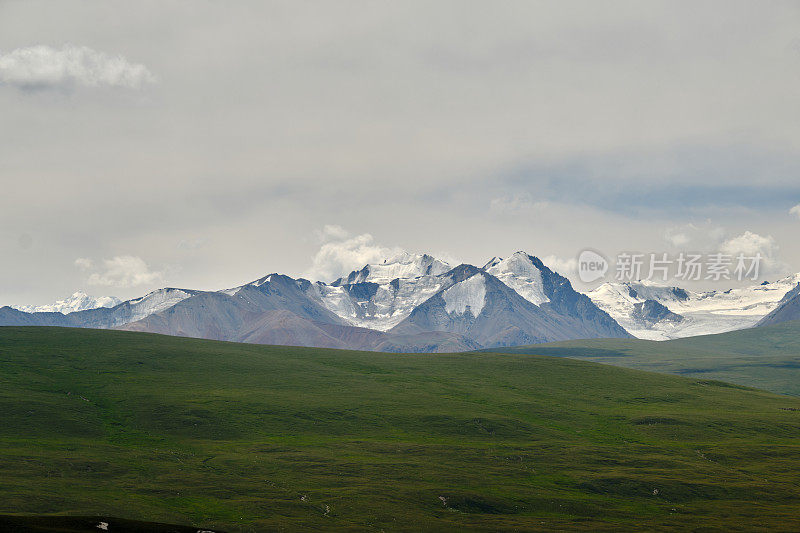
443, 275, 486, 317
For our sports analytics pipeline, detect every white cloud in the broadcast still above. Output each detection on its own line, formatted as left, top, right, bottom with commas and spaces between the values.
719, 231, 777, 257
0, 45, 156, 91
303, 227, 403, 282
664, 222, 726, 250
315, 224, 351, 242
719, 231, 786, 277
541, 255, 578, 278
74, 257, 94, 271
790, 204, 800, 219
79, 255, 164, 287
665, 231, 690, 248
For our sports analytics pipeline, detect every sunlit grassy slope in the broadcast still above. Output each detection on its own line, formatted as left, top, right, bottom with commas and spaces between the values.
484, 320, 800, 396
1, 326, 799, 531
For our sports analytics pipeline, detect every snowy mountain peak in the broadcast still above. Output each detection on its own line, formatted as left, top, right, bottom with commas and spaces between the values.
308, 254, 455, 331
491, 252, 537, 272
11, 291, 121, 314
221, 272, 294, 296
337, 252, 451, 285
249, 274, 275, 288
484, 251, 550, 306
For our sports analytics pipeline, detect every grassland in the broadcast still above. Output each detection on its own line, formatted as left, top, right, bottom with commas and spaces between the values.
0, 326, 799, 531
486, 320, 800, 396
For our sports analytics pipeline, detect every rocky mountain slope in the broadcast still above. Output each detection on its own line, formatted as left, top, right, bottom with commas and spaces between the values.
755, 283, 800, 327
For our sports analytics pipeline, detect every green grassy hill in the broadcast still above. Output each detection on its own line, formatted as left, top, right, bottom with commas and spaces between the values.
485, 320, 800, 396
1, 327, 799, 531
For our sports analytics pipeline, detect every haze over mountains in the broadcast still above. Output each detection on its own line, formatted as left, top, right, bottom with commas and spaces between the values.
3, 251, 799, 350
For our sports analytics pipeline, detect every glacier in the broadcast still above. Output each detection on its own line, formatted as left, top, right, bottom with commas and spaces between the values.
587, 274, 800, 340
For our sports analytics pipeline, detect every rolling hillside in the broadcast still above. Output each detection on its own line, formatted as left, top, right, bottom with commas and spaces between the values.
484, 320, 800, 396
0, 327, 799, 531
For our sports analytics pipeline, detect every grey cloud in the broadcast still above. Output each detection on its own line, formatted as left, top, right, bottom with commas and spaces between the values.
494, 145, 800, 216
2, 1, 800, 304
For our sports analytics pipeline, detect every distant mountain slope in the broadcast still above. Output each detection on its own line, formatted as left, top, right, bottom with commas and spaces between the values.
482, 319, 800, 395
1, 327, 799, 531
0, 307, 74, 327
756, 283, 800, 327
0, 288, 202, 330
71, 288, 203, 329
121, 275, 347, 341
587, 274, 800, 340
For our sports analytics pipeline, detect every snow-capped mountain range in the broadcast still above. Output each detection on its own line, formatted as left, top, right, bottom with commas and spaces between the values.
2, 251, 799, 349
10, 291, 121, 314
0, 252, 627, 351
588, 273, 800, 340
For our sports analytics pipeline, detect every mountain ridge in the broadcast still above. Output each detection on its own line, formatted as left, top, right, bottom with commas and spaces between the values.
0, 251, 629, 351
5, 251, 798, 349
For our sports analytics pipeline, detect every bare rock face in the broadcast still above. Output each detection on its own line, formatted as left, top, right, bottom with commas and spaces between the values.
631, 300, 684, 328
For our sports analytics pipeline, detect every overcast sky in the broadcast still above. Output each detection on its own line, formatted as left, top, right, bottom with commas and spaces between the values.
2, 0, 800, 305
